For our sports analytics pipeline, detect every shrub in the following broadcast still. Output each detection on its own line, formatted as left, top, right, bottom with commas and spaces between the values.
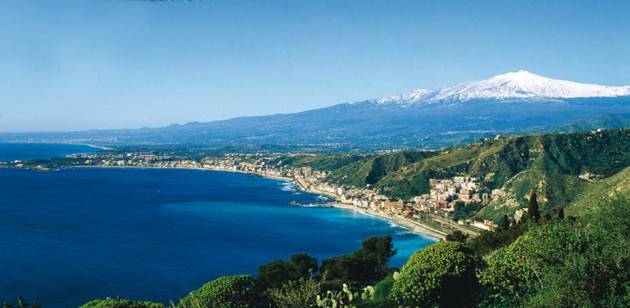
257, 260, 292, 290
177, 275, 256, 308
477, 235, 539, 307
268, 278, 320, 308
390, 241, 481, 307
315, 284, 374, 308
80, 298, 163, 308
319, 236, 395, 290
357, 276, 396, 308
2, 297, 42, 308
479, 203, 630, 307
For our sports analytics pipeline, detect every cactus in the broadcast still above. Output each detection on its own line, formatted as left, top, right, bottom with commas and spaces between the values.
315, 283, 375, 308
392, 271, 400, 281
359, 286, 375, 301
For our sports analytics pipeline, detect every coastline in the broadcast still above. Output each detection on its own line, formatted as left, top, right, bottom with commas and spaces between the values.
196, 167, 445, 239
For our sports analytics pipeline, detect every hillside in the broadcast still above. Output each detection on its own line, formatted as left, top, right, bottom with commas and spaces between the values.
308, 129, 630, 222
565, 167, 630, 217
324, 151, 437, 187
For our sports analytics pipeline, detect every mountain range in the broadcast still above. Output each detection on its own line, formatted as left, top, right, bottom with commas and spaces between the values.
2, 71, 629, 148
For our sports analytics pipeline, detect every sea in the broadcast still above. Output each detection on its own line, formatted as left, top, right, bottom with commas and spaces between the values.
0, 143, 436, 307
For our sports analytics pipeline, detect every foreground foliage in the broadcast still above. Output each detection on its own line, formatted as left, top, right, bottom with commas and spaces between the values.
177, 275, 256, 308
268, 278, 320, 308
480, 196, 630, 306
80, 298, 163, 308
390, 241, 482, 307
1, 297, 42, 308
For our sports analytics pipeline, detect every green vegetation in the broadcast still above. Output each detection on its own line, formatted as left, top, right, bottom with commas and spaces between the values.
268, 154, 372, 172
256, 253, 318, 290
566, 166, 630, 216
390, 241, 482, 307
1, 297, 41, 308
319, 236, 395, 291
312, 129, 630, 223
177, 275, 256, 308
80, 298, 163, 308
267, 278, 320, 308
479, 196, 630, 306
325, 151, 436, 187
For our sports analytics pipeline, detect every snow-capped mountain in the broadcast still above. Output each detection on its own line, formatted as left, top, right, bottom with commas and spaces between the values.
3, 70, 630, 148
375, 70, 630, 104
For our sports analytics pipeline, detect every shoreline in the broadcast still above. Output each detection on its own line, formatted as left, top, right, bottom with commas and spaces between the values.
22, 164, 447, 240
205, 168, 445, 239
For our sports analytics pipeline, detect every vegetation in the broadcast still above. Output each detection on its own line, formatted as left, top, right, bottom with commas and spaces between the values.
479, 196, 630, 306
267, 278, 320, 308
177, 275, 256, 308
527, 192, 540, 223
1, 297, 41, 308
565, 166, 630, 216
319, 236, 395, 290
256, 253, 318, 290
390, 241, 482, 307
316, 128, 630, 223
325, 151, 436, 187
267, 154, 372, 172
80, 298, 163, 308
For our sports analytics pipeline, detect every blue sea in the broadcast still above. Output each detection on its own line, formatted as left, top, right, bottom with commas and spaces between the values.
0, 143, 101, 162
0, 144, 435, 307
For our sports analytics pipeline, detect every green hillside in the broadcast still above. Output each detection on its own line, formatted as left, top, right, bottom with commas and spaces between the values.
267, 153, 371, 171
565, 167, 630, 217
308, 129, 630, 222
325, 151, 436, 187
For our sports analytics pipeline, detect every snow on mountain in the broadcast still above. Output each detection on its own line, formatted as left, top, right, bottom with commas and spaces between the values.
374, 70, 630, 104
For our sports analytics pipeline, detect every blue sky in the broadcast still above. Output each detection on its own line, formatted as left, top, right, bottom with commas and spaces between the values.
1, 0, 629, 132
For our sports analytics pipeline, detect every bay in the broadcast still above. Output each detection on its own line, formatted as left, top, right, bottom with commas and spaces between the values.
0, 144, 435, 307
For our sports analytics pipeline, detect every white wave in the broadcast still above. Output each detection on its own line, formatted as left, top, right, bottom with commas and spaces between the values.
279, 182, 297, 192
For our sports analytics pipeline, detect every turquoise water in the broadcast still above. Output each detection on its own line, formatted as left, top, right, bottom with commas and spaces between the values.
0, 144, 435, 307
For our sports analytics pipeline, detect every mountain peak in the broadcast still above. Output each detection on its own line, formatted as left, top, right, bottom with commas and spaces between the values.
490, 70, 545, 82
374, 71, 630, 104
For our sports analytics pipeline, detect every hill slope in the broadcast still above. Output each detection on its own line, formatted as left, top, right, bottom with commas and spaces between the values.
565, 167, 630, 217
315, 129, 630, 221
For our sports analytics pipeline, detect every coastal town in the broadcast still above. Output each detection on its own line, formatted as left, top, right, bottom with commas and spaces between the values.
5, 150, 500, 237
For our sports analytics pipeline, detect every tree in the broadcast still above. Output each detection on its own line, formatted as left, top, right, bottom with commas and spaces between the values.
390, 241, 482, 307
499, 214, 510, 231
319, 236, 396, 290
288, 253, 318, 280
178, 275, 256, 308
256, 253, 318, 291
558, 207, 565, 220
257, 260, 291, 290
479, 198, 630, 307
268, 278, 320, 308
445, 230, 468, 243
357, 235, 396, 273
2, 297, 42, 308
81, 298, 162, 308
528, 192, 540, 223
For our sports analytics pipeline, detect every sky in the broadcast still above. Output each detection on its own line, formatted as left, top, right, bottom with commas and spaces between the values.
1, 0, 629, 132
